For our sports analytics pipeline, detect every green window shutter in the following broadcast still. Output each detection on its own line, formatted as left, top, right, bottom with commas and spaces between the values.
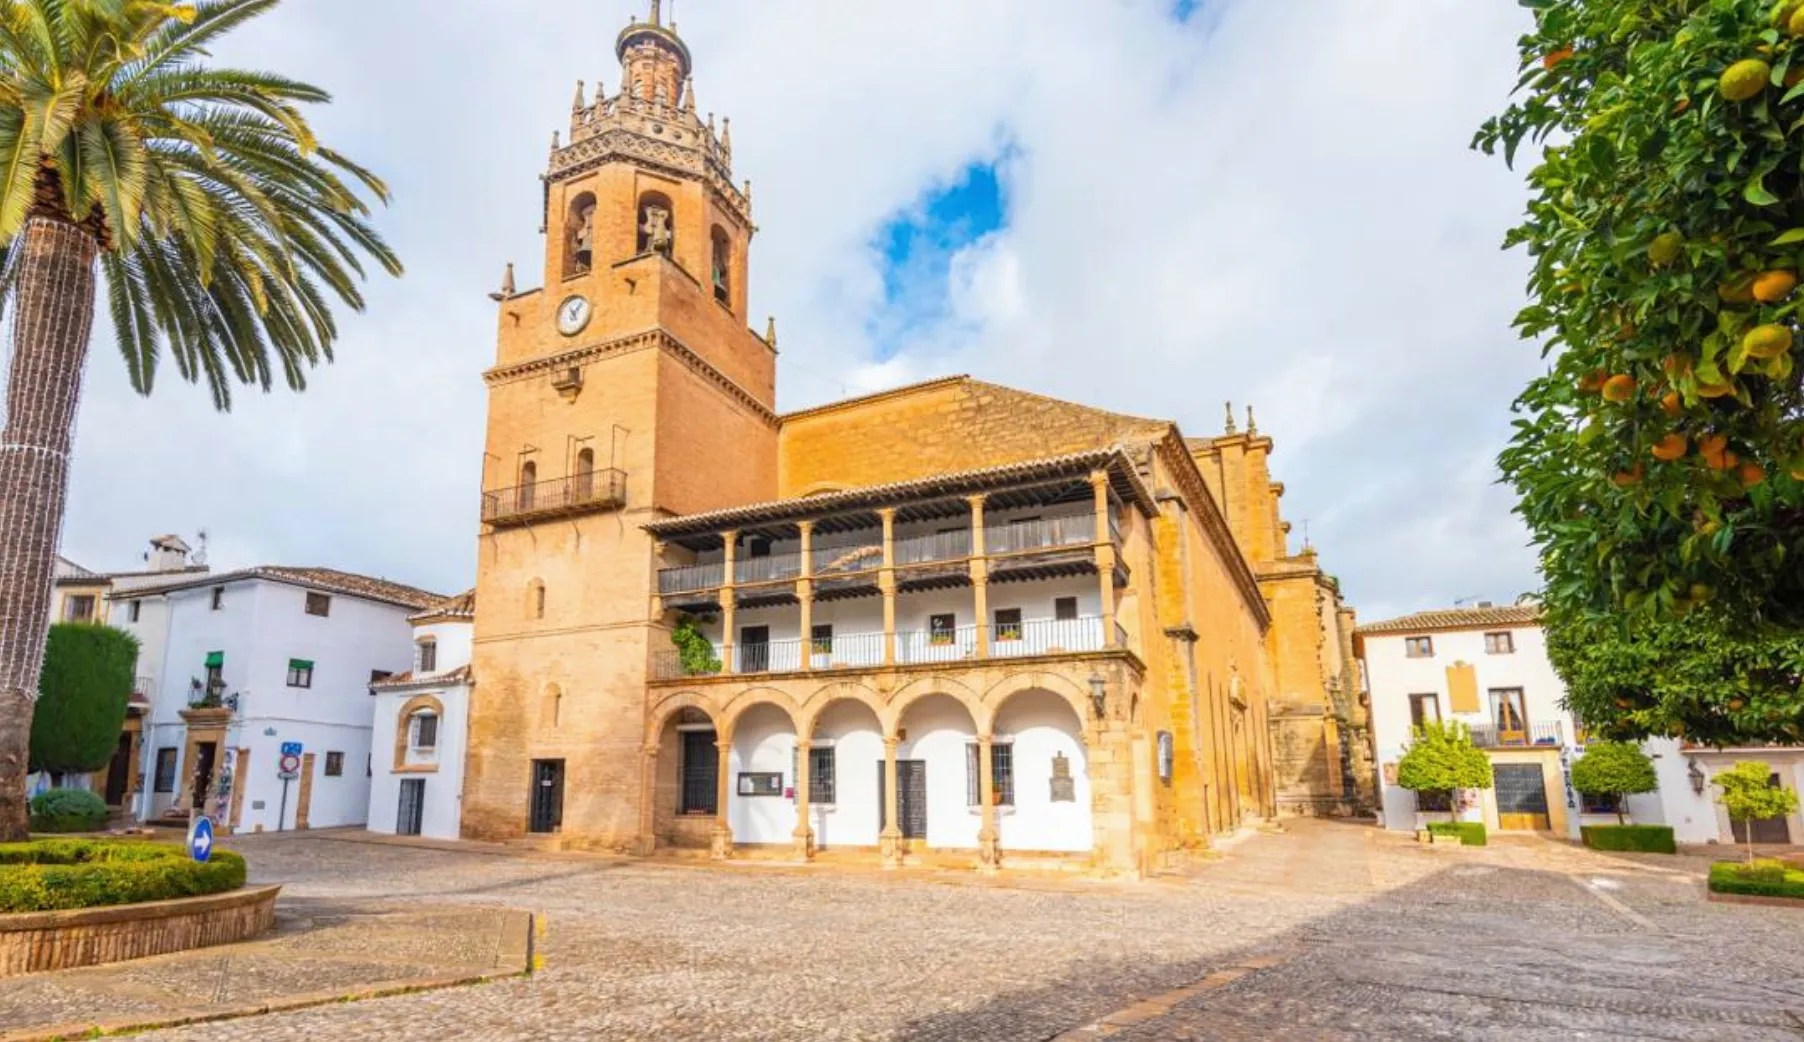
289, 659, 314, 671
204, 651, 224, 668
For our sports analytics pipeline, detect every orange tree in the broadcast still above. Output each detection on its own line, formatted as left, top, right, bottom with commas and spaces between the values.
1478, 0, 1804, 630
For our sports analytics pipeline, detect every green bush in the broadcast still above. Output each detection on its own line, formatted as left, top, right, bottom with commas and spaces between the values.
30, 623, 139, 774
28, 789, 107, 833
0, 840, 246, 913
1426, 821, 1488, 847
1709, 859, 1804, 901
1581, 824, 1677, 854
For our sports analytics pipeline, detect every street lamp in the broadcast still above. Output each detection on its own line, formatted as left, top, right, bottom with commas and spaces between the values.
1088, 672, 1107, 719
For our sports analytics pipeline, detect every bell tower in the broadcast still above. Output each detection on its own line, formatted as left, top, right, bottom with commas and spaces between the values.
465, 4, 780, 845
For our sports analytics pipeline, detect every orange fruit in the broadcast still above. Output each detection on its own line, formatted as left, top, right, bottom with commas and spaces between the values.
1649, 231, 1685, 266
1612, 465, 1644, 487
1740, 460, 1768, 488
1542, 47, 1574, 69
1753, 270, 1797, 302
1651, 434, 1688, 461
1719, 275, 1756, 303
1721, 59, 1773, 102
1744, 324, 1793, 360
1728, 698, 1747, 711
1578, 369, 1607, 393
1660, 391, 1682, 416
1602, 374, 1637, 402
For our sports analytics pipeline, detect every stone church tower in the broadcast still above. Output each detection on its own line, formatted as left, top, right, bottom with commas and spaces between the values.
462, 3, 779, 844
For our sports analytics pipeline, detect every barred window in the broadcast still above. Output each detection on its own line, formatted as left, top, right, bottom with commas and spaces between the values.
411, 712, 439, 751
325, 752, 344, 777
810, 745, 836, 805
154, 749, 178, 793
680, 730, 718, 814
965, 742, 1015, 807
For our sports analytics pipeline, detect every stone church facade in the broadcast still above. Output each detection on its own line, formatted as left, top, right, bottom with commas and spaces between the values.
462, 4, 1365, 876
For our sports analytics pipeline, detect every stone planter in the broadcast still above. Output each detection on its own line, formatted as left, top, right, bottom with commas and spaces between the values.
0, 885, 279, 977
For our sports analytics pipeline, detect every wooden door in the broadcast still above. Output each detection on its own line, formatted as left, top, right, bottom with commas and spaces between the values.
530, 759, 565, 834
877, 760, 928, 840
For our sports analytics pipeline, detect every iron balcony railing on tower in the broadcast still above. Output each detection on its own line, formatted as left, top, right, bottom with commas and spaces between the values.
482, 470, 627, 527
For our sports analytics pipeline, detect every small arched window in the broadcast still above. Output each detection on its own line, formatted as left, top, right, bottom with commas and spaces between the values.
518, 460, 538, 511
710, 226, 732, 308
564, 192, 597, 278
637, 191, 674, 256
575, 447, 596, 502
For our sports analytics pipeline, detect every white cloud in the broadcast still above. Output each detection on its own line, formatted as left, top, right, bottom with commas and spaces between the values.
51, 0, 1540, 618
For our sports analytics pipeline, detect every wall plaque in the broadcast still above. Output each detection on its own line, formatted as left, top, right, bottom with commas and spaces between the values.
1049, 753, 1076, 803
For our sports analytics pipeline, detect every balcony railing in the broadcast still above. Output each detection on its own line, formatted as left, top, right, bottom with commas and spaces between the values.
736, 552, 804, 585
985, 513, 1098, 555
482, 470, 626, 527
660, 561, 726, 596
813, 539, 883, 576
895, 529, 972, 566
650, 616, 1116, 680
1469, 720, 1565, 748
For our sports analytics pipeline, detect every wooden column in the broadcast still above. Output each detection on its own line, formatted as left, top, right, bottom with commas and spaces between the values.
1092, 471, 1119, 648
969, 495, 990, 659
636, 744, 659, 855
295, 753, 316, 830
710, 726, 734, 859
977, 733, 1000, 872
879, 509, 898, 667
792, 737, 815, 861
880, 735, 902, 868
798, 521, 815, 673
721, 530, 739, 674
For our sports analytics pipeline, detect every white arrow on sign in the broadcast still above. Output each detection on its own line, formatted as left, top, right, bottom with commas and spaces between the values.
194, 831, 212, 856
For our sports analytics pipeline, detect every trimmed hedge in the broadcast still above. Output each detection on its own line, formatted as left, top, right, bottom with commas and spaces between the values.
1581, 824, 1677, 854
0, 840, 246, 914
28, 789, 108, 834
1427, 821, 1488, 846
1709, 859, 1804, 901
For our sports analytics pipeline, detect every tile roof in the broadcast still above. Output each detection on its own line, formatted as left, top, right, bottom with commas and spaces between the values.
110, 566, 443, 610
642, 447, 1158, 538
410, 590, 475, 623
1356, 604, 1542, 636
372, 664, 473, 690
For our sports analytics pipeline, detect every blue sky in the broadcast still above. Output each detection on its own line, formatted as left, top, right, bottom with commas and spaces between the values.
872, 158, 1010, 360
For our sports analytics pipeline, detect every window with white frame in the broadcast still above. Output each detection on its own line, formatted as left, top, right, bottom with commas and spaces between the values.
409, 711, 439, 758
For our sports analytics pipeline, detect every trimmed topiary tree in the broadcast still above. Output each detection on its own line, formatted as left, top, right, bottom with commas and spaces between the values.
1571, 741, 1659, 824
1717, 760, 1801, 864
1396, 721, 1495, 823
28, 624, 138, 778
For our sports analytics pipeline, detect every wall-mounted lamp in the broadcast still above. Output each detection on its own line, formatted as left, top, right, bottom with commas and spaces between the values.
1088, 672, 1108, 719
1687, 759, 1707, 795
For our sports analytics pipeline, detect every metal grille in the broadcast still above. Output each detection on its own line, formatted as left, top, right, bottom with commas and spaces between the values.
966, 743, 1015, 806
680, 730, 718, 814
809, 746, 835, 805
1495, 764, 1550, 815
530, 759, 565, 833
397, 778, 425, 836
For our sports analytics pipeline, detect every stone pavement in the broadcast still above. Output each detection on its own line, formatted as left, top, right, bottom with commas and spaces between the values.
0, 897, 531, 1041
74, 821, 1804, 1041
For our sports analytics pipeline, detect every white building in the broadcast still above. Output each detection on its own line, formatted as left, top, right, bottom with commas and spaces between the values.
114, 566, 441, 834
367, 592, 474, 840
1639, 738, 1802, 846
1359, 604, 1589, 837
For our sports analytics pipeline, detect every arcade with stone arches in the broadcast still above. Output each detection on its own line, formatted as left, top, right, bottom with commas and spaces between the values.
641, 667, 1125, 871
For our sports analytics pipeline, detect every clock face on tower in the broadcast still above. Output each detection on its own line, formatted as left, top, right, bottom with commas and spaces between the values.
557, 295, 592, 337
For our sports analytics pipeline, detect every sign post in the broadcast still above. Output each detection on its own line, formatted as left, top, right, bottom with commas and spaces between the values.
276, 743, 302, 832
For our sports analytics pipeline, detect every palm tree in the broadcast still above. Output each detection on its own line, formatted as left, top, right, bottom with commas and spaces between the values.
0, 0, 400, 840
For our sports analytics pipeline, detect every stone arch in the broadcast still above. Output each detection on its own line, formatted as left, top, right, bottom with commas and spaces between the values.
636, 190, 675, 255
710, 224, 732, 308
647, 690, 725, 736
981, 671, 1093, 735
526, 578, 546, 620
889, 675, 985, 736
720, 686, 803, 733
797, 680, 887, 738
394, 694, 445, 771
563, 191, 597, 277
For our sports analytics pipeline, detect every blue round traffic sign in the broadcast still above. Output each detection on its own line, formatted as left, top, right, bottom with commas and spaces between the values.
187, 816, 215, 864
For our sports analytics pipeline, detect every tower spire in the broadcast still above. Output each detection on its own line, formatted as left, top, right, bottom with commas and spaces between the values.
1224, 402, 1237, 435
1246, 404, 1258, 436
649, 0, 662, 26
572, 79, 586, 111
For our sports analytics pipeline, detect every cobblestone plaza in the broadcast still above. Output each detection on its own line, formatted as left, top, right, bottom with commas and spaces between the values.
86, 820, 1803, 1042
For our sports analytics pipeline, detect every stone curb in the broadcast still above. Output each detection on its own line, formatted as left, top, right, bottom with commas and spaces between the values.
1707, 889, 1804, 909
0, 911, 535, 1042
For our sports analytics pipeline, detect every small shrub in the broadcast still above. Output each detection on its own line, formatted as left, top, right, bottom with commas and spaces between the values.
1569, 742, 1658, 824
0, 840, 246, 913
1709, 859, 1804, 901
1581, 824, 1676, 854
28, 789, 108, 834
1426, 821, 1488, 846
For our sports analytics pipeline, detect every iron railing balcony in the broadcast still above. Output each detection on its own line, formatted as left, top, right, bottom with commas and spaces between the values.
736, 552, 804, 585
895, 529, 972, 566
987, 616, 1110, 658
659, 561, 726, 596
1469, 720, 1564, 749
985, 512, 1099, 555
482, 470, 627, 527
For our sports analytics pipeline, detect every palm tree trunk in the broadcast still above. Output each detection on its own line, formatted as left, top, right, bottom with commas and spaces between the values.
0, 215, 100, 842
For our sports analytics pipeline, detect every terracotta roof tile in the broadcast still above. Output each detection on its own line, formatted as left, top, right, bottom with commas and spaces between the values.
372, 664, 472, 689
111, 566, 443, 610
1356, 604, 1542, 636
410, 590, 475, 623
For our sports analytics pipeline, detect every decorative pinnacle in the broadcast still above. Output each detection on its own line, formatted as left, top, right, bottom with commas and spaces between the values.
1224, 402, 1237, 435
489, 262, 516, 302
649, 0, 662, 26
1246, 404, 1258, 435
765, 315, 778, 348
551, 129, 560, 150
572, 79, 586, 111
681, 76, 695, 112
721, 116, 731, 150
